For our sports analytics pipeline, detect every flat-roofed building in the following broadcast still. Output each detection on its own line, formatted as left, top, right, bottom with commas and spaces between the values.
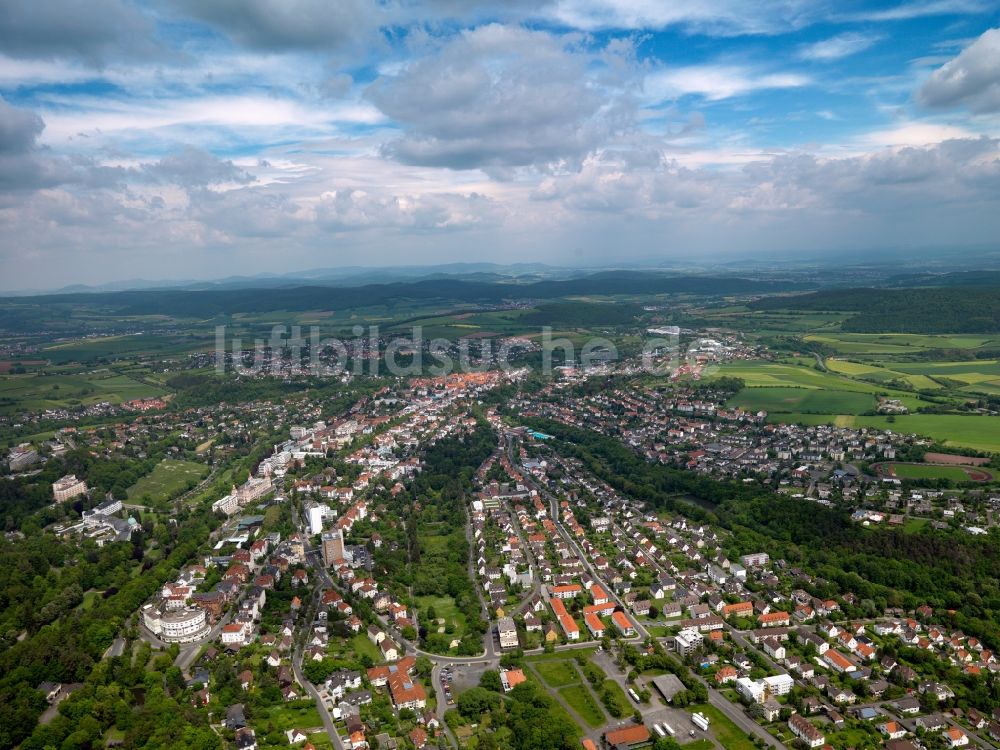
53, 474, 87, 503
497, 617, 518, 650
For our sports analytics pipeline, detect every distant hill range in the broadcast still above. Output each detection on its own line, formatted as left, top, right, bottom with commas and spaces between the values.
0, 272, 808, 320
2, 262, 577, 296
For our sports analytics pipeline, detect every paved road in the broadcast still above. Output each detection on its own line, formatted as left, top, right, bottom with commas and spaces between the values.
430, 664, 460, 749
292, 585, 346, 750
513, 438, 788, 750
512, 443, 647, 642
703, 684, 786, 749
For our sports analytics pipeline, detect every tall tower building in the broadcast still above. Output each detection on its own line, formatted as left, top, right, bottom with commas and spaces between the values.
321, 529, 345, 567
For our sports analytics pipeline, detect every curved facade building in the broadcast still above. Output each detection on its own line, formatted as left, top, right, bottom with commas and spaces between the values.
143, 603, 211, 643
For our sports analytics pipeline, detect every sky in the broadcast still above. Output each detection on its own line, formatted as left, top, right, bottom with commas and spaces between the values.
2, 0, 1000, 289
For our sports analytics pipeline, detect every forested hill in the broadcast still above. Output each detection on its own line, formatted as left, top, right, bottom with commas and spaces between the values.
750, 286, 1000, 333
0, 273, 805, 326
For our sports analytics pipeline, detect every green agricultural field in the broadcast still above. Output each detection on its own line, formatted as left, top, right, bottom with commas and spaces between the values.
533, 660, 579, 688
822, 359, 941, 390
716, 361, 890, 394
558, 685, 605, 728
718, 360, 946, 415
126, 459, 209, 503
702, 309, 849, 333
825, 359, 888, 376
729, 386, 875, 414
804, 333, 1000, 354
765, 412, 1000, 452
882, 360, 1000, 393
42, 333, 215, 363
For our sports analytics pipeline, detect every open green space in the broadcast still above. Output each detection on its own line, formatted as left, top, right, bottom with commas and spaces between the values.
525, 647, 596, 663
716, 361, 928, 404
256, 701, 322, 732
805, 332, 1000, 354
687, 704, 756, 750
729, 386, 875, 414
420, 533, 453, 554
126, 458, 209, 502
903, 517, 930, 533
558, 685, 605, 728
895, 463, 975, 480
533, 660, 579, 688
0, 370, 167, 414
416, 594, 468, 639
349, 633, 382, 663
883, 463, 985, 481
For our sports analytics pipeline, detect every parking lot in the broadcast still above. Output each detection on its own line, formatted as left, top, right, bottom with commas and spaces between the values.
439, 661, 489, 700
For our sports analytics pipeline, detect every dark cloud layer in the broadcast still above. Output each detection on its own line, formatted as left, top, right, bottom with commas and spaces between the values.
170, 0, 378, 52
0, 0, 161, 64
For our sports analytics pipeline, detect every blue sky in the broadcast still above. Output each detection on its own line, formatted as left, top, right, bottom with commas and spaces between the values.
1, 0, 999, 288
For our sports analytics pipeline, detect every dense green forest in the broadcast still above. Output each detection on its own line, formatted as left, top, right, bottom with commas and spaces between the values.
524, 417, 1000, 651
750, 286, 1000, 332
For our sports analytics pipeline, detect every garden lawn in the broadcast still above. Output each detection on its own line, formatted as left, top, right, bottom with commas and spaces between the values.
559, 685, 605, 728
350, 634, 382, 663
126, 458, 209, 502
533, 660, 579, 688
416, 594, 467, 637
257, 702, 322, 732
688, 704, 756, 750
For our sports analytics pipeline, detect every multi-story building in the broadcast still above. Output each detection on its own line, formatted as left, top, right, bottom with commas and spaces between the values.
53, 474, 88, 503
788, 714, 825, 748
674, 628, 703, 656
212, 493, 239, 515
142, 603, 210, 643
221, 622, 249, 646
740, 552, 770, 568
7, 444, 39, 471
307, 502, 324, 535
497, 616, 519, 650
388, 672, 427, 710
234, 476, 272, 507
322, 529, 346, 567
